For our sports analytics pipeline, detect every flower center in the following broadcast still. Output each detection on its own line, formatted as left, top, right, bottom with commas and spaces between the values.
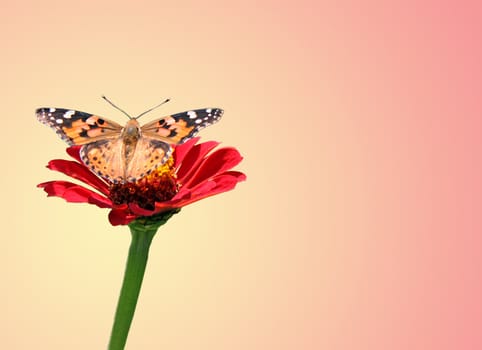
109, 157, 178, 210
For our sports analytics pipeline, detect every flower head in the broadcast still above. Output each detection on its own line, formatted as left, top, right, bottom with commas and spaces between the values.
38, 138, 246, 225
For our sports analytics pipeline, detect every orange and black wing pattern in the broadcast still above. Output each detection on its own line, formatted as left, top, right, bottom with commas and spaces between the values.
36, 108, 123, 145
141, 108, 223, 145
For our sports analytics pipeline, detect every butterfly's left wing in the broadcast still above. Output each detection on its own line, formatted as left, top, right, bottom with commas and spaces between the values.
80, 138, 126, 183
36, 108, 123, 145
141, 108, 223, 145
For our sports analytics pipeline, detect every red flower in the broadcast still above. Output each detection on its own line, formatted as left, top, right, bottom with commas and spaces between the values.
38, 138, 246, 226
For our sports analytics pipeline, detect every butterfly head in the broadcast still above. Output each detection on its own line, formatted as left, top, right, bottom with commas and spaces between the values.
122, 119, 141, 142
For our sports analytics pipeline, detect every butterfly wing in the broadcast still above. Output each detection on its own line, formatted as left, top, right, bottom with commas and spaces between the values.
141, 108, 223, 145
125, 137, 172, 182
80, 139, 126, 183
36, 108, 123, 145
80, 137, 172, 183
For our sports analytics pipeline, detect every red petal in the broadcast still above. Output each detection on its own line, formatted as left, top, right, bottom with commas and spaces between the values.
47, 159, 110, 195
129, 203, 160, 216
130, 188, 192, 216
176, 140, 220, 182
127, 205, 147, 216
66, 146, 83, 163
147, 171, 246, 213
173, 137, 200, 167
38, 181, 112, 208
221, 170, 247, 181
179, 172, 246, 206
190, 180, 217, 196
108, 206, 137, 226
158, 187, 193, 207
183, 147, 243, 189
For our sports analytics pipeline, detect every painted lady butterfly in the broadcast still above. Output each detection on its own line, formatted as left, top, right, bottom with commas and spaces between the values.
37, 97, 223, 183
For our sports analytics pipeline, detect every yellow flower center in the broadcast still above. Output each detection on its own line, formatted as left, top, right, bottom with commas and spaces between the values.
109, 157, 178, 210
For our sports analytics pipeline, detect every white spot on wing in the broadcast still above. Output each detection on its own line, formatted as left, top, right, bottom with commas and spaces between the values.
187, 111, 197, 119
195, 119, 202, 124
64, 110, 75, 119
49, 108, 56, 113
56, 118, 63, 124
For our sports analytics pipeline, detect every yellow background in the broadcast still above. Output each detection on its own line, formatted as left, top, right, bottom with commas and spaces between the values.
3, 1, 482, 349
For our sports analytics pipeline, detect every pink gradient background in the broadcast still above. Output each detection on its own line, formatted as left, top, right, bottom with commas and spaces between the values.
1, 1, 482, 349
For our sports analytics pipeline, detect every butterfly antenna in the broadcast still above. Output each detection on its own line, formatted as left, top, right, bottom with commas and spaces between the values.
102, 95, 133, 119
135, 98, 170, 120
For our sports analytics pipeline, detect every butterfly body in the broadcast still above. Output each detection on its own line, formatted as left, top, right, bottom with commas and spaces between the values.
120, 119, 142, 162
37, 106, 223, 183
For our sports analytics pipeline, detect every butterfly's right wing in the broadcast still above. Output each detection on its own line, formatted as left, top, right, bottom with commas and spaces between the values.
80, 139, 126, 183
36, 108, 123, 145
124, 137, 172, 182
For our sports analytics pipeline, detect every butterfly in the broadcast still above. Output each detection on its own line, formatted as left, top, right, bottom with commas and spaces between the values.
37, 97, 223, 184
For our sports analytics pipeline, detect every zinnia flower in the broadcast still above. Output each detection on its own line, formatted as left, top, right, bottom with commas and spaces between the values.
37, 100, 246, 349
38, 137, 246, 225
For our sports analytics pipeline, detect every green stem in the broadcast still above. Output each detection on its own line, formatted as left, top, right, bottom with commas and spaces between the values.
108, 209, 180, 350
108, 225, 155, 350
